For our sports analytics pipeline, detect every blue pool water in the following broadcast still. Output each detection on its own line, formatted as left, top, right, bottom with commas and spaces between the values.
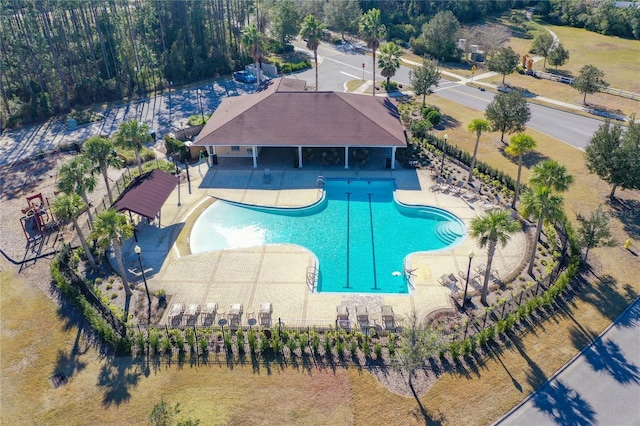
190, 179, 466, 294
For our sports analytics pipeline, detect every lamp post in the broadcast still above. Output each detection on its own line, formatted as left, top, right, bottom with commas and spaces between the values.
462, 250, 474, 310
440, 133, 449, 175
197, 89, 205, 123
134, 245, 152, 330
169, 81, 173, 122
174, 158, 181, 207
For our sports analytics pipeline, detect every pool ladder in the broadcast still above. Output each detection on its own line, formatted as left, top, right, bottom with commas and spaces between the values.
317, 176, 326, 187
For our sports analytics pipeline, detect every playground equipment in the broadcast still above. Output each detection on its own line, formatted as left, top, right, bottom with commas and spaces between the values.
19, 193, 57, 243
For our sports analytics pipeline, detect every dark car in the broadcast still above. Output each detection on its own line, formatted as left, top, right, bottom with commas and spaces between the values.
233, 70, 257, 83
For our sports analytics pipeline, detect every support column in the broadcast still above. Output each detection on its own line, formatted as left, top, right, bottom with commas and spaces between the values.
391, 147, 397, 170
252, 145, 258, 168
344, 146, 349, 169
298, 146, 303, 169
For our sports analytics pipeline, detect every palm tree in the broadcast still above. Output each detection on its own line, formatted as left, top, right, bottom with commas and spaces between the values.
467, 118, 491, 183
529, 160, 574, 193
359, 8, 385, 96
471, 210, 520, 305
506, 133, 537, 209
300, 15, 324, 91
83, 135, 122, 205
519, 185, 565, 276
113, 120, 152, 175
56, 156, 97, 224
378, 41, 402, 87
92, 209, 134, 296
241, 24, 264, 85
51, 194, 97, 270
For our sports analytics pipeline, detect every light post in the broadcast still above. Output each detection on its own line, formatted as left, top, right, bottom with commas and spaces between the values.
169, 81, 173, 121
134, 245, 152, 331
197, 89, 205, 123
362, 63, 365, 81
440, 133, 449, 175
174, 156, 181, 207
462, 250, 474, 310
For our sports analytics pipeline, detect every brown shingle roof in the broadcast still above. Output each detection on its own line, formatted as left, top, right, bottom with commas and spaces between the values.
112, 170, 178, 220
193, 78, 406, 148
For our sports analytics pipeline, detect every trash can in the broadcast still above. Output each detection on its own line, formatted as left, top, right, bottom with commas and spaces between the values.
386, 158, 392, 169
212, 154, 218, 165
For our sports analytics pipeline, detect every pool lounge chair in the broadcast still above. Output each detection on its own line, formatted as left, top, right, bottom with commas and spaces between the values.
336, 305, 350, 330
259, 302, 273, 326
228, 303, 243, 326
429, 177, 444, 192
201, 302, 218, 326
167, 303, 185, 327
356, 305, 369, 327
184, 304, 200, 326
381, 305, 395, 330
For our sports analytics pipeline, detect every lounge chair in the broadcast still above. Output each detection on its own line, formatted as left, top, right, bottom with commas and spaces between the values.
450, 181, 466, 195
184, 304, 200, 326
381, 305, 395, 330
462, 186, 481, 202
356, 305, 369, 325
336, 305, 350, 330
258, 302, 273, 326
201, 302, 218, 326
429, 177, 444, 192
167, 303, 185, 327
228, 303, 243, 326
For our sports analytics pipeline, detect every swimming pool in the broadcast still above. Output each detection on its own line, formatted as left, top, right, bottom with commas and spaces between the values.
190, 179, 466, 294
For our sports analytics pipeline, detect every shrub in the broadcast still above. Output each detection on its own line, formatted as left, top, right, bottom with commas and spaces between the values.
426, 110, 441, 127
374, 343, 383, 359
410, 119, 433, 139
185, 328, 196, 349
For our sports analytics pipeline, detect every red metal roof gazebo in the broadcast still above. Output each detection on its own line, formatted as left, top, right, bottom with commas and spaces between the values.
112, 170, 178, 222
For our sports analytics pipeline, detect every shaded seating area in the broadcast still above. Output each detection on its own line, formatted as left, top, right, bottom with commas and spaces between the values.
167, 303, 184, 327
228, 303, 243, 326
201, 302, 218, 326
381, 305, 395, 330
258, 302, 273, 327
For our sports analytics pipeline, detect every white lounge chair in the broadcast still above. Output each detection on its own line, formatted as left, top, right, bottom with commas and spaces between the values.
201, 302, 218, 325
228, 303, 243, 326
381, 305, 395, 330
184, 304, 200, 326
167, 303, 185, 327
259, 302, 273, 326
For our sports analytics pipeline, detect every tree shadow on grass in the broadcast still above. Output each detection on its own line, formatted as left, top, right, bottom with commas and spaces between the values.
576, 271, 635, 322
606, 197, 640, 238
497, 146, 549, 168
97, 358, 142, 407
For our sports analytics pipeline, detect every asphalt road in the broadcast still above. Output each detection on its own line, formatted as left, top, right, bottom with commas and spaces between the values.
495, 298, 640, 425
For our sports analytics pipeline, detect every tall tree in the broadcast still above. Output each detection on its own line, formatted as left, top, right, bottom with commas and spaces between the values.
485, 91, 531, 143
584, 119, 640, 199
51, 194, 96, 270
506, 133, 537, 209
323, 0, 361, 40
92, 209, 133, 296
576, 206, 616, 262
377, 42, 402, 87
409, 57, 441, 107
572, 65, 607, 104
113, 120, 152, 175
486, 46, 520, 84
359, 8, 386, 96
241, 24, 264, 85
300, 15, 324, 91
531, 32, 555, 68
519, 186, 565, 276
529, 160, 574, 194
393, 310, 443, 406
470, 210, 520, 304
467, 118, 491, 183
420, 10, 460, 61
269, 0, 301, 53
56, 156, 97, 224
83, 135, 122, 205
548, 43, 570, 70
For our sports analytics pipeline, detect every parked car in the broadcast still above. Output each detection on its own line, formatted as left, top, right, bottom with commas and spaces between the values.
233, 70, 257, 83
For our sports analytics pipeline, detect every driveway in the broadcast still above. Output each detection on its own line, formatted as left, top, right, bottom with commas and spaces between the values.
495, 297, 640, 425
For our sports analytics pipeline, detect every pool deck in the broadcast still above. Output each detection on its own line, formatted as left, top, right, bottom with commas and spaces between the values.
123, 166, 527, 328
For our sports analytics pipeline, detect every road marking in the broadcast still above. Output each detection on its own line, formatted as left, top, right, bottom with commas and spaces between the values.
340, 71, 360, 79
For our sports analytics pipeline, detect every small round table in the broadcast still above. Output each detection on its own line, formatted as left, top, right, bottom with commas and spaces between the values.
245, 308, 255, 320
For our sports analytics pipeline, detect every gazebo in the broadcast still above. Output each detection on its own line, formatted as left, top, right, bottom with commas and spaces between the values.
112, 170, 178, 226
192, 78, 407, 169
